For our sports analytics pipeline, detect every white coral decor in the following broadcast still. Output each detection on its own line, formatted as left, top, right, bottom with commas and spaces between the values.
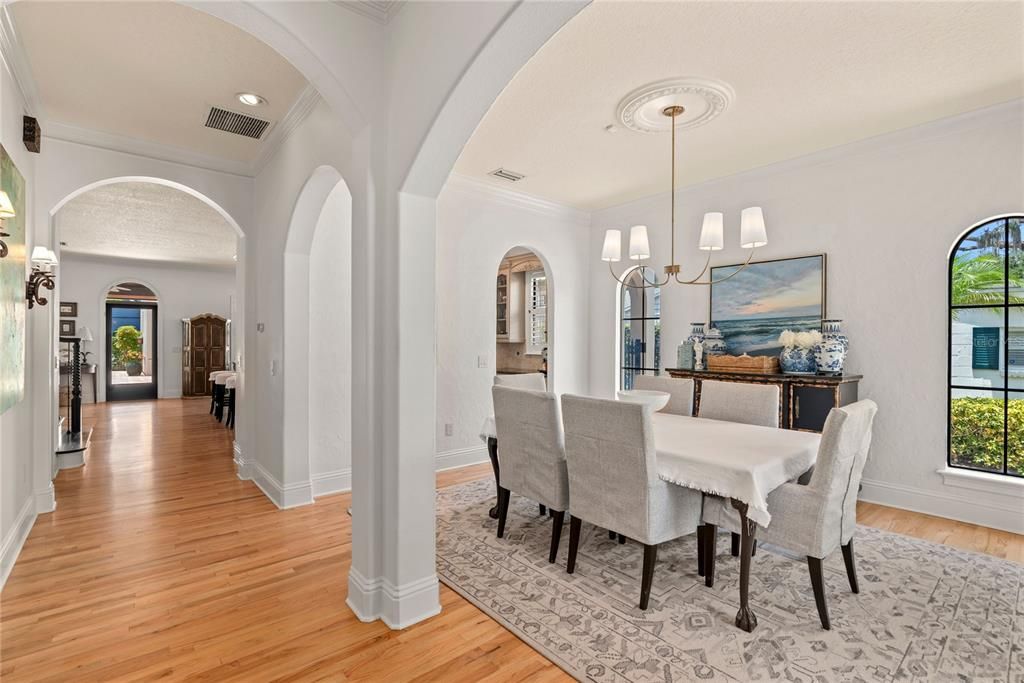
779, 329, 823, 349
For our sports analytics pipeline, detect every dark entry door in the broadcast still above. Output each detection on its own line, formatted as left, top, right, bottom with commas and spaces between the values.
106, 303, 158, 401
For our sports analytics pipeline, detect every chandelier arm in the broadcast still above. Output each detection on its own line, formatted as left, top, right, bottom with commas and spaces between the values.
608, 261, 669, 289
676, 247, 760, 286
672, 252, 713, 285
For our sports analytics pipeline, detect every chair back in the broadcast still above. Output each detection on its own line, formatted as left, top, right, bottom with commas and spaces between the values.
633, 375, 694, 416
698, 380, 780, 427
494, 373, 546, 391
492, 385, 568, 510
560, 394, 659, 536
807, 400, 878, 543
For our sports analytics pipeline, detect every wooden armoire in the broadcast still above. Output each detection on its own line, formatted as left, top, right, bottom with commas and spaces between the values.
181, 315, 228, 396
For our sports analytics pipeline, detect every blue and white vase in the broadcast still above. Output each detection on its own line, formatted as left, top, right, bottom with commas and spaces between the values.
779, 346, 817, 373
814, 319, 849, 374
703, 326, 728, 356
687, 322, 706, 346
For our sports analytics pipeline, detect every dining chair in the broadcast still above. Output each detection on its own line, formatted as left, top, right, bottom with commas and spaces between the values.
494, 373, 547, 391
633, 375, 695, 416
491, 385, 570, 563
701, 399, 878, 630
698, 380, 780, 428
561, 394, 702, 610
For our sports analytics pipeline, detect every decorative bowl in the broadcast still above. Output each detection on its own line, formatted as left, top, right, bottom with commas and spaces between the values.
616, 389, 670, 414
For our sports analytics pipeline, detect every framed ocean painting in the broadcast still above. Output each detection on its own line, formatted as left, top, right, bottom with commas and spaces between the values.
709, 254, 826, 357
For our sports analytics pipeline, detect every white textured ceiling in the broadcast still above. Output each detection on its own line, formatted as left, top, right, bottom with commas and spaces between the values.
455, 1, 1024, 210
11, 1, 307, 164
58, 182, 237, 267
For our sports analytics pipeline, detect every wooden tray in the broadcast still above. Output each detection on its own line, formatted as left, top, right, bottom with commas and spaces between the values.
706, 354, 781, 374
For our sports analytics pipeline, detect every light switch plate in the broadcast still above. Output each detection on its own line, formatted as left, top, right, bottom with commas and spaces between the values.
477, 355, 488, 368
444, 423, 453, 437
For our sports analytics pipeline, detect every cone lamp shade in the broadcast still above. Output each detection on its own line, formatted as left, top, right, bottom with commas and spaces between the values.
740, 207, 768, 249
628, 225, 651, 260
698, 212, 724, 251
601, 229, 622, 262
0, 190, 14, 218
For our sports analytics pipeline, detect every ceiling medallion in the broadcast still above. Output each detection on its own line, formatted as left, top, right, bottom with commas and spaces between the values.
616, 77, 735, 134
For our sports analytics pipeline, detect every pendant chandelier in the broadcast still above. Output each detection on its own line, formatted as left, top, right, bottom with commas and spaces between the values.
602, 105, 768, 289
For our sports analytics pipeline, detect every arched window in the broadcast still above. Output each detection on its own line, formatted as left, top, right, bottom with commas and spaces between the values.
949, 215, 1023, 477
619, 266, 661, 390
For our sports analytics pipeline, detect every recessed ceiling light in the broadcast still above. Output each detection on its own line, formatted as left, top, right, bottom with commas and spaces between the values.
237, 92, 266, 107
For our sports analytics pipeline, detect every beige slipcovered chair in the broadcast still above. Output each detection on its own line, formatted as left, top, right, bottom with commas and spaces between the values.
561, 394, 702, 610
491, 385, 570, 563
633, 375, 695, 416
696, 379, 783, 561
493, 373, 546, 391
698, 380, 780, 428
702, 400, 878, 630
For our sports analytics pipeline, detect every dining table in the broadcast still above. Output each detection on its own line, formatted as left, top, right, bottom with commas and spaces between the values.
479, 409, 821, 632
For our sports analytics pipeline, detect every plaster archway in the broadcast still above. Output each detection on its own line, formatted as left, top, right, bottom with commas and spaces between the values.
494, 245, 556, 389
282, 166, 353, 505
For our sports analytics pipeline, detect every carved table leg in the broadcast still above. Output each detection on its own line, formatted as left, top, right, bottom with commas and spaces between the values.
731, 498, 759, 632
487, 437, 500, 519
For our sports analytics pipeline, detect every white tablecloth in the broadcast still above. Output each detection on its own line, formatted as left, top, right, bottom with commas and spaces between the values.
652, 413, 819, 526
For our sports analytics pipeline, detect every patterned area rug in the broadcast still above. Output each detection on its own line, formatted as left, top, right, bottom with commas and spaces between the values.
436, 478, 1024, 682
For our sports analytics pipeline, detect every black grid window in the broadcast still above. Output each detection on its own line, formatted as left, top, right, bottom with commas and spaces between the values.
948, 215, 1023, 477
619, 267, 661, 390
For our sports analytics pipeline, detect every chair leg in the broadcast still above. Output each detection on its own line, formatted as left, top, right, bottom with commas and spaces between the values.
608, 529, 616, 540
752, 540, 758, 557
617, 533, 626, 544
640, 543, 658, 610
567, 516, 582, 574
548, 510, 565, 563
731, 532, 740, 557
496, 487, 511, 539
539, 504, 546, 516
704, 524, 717, 588
807, 556, 831, 630
841, 541, 859, 594
697, 525, 706, 577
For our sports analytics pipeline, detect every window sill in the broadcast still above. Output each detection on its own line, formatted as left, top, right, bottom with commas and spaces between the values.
936, 467, 1024, 497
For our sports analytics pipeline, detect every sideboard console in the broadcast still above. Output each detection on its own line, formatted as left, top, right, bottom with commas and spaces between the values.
664, 368, 862, 433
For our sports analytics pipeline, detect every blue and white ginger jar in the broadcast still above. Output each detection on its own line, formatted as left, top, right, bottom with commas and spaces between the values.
814, 319, 849, 374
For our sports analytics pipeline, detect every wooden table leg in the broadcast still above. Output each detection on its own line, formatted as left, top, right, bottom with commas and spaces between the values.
487, 437, 500, 520
730, 498, 758, 632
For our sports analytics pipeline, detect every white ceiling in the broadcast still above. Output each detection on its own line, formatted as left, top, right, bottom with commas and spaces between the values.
58, 182, 237, 267
10, 1, 308, 165
455, 1, 1024, 210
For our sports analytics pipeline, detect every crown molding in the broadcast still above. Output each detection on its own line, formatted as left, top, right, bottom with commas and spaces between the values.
44, 121, 254, 177
330, 0, 404, 25
0, 5, 43, 117
251, 84, 321, 175
60, 250, 236, 272
444, 173, 592, 226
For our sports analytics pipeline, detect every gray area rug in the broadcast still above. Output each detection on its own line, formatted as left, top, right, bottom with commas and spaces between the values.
436, 478, 1024, 682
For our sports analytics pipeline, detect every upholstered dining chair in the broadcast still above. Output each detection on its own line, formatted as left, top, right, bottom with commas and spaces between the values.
701, 399, 878, 630
560, 394, 703, 610
698, 380, 780, 428
633, 375, 695, 416
696, 380, 782, 561
491, 385, 570, 563
493, 373, 547, 391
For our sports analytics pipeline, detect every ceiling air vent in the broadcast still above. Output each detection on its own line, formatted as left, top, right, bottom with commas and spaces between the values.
205, 106, 271, 140
489, 167, 526, 182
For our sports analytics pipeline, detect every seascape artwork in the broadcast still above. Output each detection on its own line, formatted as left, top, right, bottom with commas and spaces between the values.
1, 143, 26, 414
710, 255, 826, 357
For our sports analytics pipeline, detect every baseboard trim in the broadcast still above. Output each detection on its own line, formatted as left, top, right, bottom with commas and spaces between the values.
313, 468, 352, 497
35, 485, 56, 514
233, 441, 252, 481
859, 477, 1024, 534
251, 462, 314, 509
346, 567, 441, 630
56, 451, 85, 469
1, 496, 37, 590
435, 445, 489, 473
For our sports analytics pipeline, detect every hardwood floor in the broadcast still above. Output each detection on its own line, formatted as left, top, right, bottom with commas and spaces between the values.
1, 399, 1020, 681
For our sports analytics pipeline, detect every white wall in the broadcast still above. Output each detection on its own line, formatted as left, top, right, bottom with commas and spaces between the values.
308, 185, 352, 495
57, 254, 235, 401
588, 101, 1024, 531
435, 175, 592, 464
0, 37, 40, 587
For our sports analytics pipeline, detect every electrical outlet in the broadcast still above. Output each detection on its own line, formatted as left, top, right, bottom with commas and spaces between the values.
477, 355, 488, 368
444, 423, 454, 437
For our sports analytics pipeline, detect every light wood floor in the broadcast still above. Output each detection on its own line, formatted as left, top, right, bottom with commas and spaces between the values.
1, 400, 1020, 681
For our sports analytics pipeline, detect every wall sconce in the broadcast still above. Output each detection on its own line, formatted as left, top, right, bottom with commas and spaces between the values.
0, 189, 14, 259
27, 246, 58, 309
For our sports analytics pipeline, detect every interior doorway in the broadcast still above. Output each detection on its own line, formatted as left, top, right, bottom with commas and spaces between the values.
495, 247, 550, 384
105, 282, 159, 401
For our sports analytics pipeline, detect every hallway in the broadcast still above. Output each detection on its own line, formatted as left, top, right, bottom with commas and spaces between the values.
0, 400, 565, 682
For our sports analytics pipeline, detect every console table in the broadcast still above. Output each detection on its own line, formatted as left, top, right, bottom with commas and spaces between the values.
664, 368, 862, 433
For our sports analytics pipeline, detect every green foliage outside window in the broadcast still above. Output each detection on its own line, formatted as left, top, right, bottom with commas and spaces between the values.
950, 397, 1023, 474
112, 325, 143, 368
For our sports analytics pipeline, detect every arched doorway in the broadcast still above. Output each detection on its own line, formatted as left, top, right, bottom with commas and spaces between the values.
495, 247, 552, 386
104, 281, 159, 401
